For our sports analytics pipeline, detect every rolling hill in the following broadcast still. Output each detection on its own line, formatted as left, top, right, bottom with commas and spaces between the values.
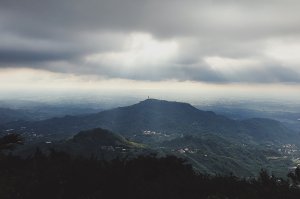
1, 99, 299, 145
14, 128, 146, 158
161, 134, 291, 176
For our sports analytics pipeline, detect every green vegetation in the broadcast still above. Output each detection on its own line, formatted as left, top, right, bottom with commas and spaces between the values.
10, 128, 295, 178
162, 134, 292, 177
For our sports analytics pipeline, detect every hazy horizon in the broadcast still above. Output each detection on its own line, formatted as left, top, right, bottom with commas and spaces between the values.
1, 0, 300, 106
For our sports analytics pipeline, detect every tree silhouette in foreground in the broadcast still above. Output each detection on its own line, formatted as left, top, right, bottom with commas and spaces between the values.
0, 133, 23, 150
0, 148, 300, 199
288, 166, 300, 187
1, 133, 300, 199
0, 133, 23, 159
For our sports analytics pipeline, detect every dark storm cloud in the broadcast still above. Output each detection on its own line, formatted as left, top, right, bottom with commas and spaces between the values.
0, 0, 300, 83
0, 48, 77, 65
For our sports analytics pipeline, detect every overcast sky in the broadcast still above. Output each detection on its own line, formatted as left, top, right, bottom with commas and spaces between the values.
0, 0, 299, 102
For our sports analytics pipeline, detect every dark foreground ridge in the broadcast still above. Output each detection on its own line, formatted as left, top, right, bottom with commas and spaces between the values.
1, 133, 300, 199
1, 150, 300, 199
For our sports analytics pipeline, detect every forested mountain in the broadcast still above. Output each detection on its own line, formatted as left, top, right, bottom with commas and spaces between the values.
1, 99, 298, 145
1, 99, 299, 178
15, 128, 146, 159
161, 134, 291, 176
10, 127, 292, 177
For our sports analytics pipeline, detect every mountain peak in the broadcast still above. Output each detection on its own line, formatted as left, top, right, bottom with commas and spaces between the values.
72, 128, 127, 146
138, 98, 194, 108
140, 98, 171, 103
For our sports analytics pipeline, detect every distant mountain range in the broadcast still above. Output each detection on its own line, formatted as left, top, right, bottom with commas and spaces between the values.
0, 105, 103, 125
3, 98, 299, 177
1, 99, 298, 145
0, 108, 32, 125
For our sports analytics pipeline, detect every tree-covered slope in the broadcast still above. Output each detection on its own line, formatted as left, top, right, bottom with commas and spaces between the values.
161, 134, 291, 176
1, 99, 298, 145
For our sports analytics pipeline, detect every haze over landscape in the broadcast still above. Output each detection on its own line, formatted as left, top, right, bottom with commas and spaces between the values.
1, 0, 300, 198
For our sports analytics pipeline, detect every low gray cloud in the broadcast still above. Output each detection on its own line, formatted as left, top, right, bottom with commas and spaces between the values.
1, 0, 300, 83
